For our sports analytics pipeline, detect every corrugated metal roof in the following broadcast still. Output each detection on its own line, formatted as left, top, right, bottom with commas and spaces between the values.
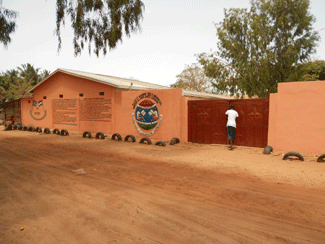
28, 68, 229, 100
28, 68, 169, 92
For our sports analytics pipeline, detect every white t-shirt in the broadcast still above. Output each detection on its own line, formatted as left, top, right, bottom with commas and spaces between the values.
225, 109, 239, 128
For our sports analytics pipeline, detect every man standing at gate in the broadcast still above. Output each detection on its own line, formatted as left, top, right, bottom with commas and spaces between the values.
226, 105, 238, 150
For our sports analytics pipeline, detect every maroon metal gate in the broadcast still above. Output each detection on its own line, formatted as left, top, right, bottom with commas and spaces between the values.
188, 98, 269, 148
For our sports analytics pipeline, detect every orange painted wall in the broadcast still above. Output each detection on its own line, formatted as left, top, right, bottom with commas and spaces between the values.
21, 71, 188, 142
114, 88, 188, 141
268, 80, 325, 153
21, 72, 116, 133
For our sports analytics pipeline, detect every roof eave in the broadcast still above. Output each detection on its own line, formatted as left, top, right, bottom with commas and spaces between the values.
182, 90, 232, 100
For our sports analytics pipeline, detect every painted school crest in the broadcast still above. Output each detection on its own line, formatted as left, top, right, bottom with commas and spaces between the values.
30, 100, 47, 120
132, 93, 163, 136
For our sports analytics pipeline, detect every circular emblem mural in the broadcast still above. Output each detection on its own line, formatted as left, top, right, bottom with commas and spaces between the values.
135, 100, 159, 130
131, 93, 163, 136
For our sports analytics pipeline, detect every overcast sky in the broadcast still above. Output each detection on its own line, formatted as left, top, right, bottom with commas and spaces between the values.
1, 0, 325, 87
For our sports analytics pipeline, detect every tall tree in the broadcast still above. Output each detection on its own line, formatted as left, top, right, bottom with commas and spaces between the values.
56, 0, 144, 56
17, 63, 42, 87
1, 0, 144, 56
198, 0, 320, 98
171, 64, 214, 93
0, 0, 18, 47
0, 69, 20, 102
40, 70, 51, 80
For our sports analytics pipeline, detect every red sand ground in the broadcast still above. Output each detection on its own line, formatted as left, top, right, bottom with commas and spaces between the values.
1, 128, 325, 244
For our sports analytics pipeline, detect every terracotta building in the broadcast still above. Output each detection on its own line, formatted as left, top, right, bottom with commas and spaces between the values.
20, 68, 229, 142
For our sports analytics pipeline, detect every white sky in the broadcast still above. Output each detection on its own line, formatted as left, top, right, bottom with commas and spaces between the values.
1, 0, 325, 87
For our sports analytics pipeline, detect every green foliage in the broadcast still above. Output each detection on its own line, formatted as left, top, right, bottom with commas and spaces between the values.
171, 64, 215, 93
0, 1, 18, 47
198, 0, 320, 98
0, 64, 50, 103
299, 60, 325, 81
1, 0, 144, 55
56, 0, 144, 56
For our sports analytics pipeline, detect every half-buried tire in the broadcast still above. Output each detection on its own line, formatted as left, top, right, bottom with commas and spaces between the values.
139, 137, 152, 145
317, 154, 325, 163
60, 129, 69, 136
53, 128, 60, 134
28, 126, 35, 132
95, 132, 105, 140
4, 125, 12, 130
44, 128, 51, 134
111, 133, 122, 141
125, 135, 136, 142
155, 141, 166, 147
83, 131, 92, 139
35, 126, 42, 133
282, 152, 304, 161
170, 137, 180, 145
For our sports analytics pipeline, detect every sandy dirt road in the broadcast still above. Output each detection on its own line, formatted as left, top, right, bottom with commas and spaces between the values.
1, 129, 325, 244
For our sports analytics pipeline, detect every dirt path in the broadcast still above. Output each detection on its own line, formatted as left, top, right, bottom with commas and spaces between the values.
1, 129, 325, 243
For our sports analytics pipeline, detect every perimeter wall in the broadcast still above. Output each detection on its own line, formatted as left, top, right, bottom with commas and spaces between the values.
268, 80, 325, 154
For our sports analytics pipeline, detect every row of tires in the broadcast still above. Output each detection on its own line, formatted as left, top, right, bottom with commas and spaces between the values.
82, 131, 180, 147
11, 125, 69, 136
11, 125, 179, 146
263, 146, 325, 163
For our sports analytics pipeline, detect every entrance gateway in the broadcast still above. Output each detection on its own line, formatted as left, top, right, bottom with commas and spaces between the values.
188, 98, 269, 148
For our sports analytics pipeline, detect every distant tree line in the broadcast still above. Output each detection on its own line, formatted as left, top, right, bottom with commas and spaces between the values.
171, 59, 325, 96
0, 64, 50, 103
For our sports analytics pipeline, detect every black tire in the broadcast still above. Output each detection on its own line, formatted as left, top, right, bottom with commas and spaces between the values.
317, 154, 325, 163
13, 125, 18, 130
18, 125, 23, 130
23, 126, 28, 131
28, 126, 35, 132
111, 133, 122, 141
60, 129, 69, 136
263, 146, 273, 155
35, 127, 42, 133
282, 152, 304, 161
170, 137, 180, 145
124, 135, 136, 142
139, 137, 152, 145
44, 128, 51, 134
83, 131, 92, 139
15, 125, 21, 130
155, 141, 166, 147
95, 132, 105, 140
5, 125, 12, 130
53, 128, 60, 134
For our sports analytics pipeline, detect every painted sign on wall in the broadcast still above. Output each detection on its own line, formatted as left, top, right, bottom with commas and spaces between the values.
30, 100, 47, 121
53, 99, 78, 125
79, 98, 112, 121
132, 93, 163, 136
